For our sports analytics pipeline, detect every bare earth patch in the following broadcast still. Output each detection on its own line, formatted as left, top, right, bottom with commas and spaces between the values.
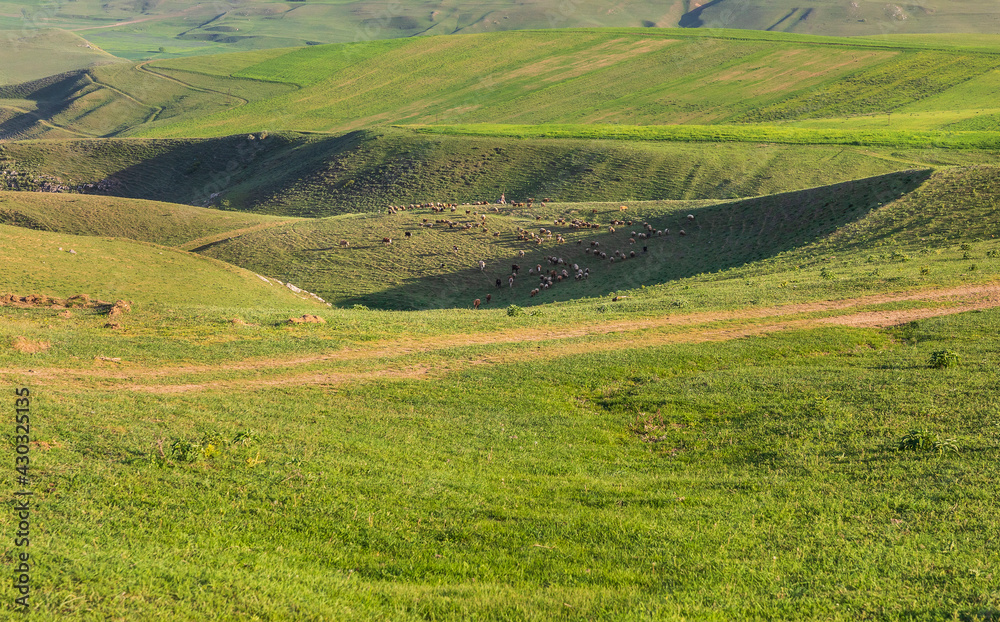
5, 282, 999, 392
10, 336, 51, 354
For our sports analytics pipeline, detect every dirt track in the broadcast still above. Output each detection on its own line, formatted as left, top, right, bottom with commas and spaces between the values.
6, 282, 999, 392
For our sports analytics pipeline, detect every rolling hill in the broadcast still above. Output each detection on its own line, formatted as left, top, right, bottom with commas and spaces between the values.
8, 165, 1000, 311
0, 128, 962, 215
2, 0, 1000, 61
0, 29, 124, 85
4, 30, 1000, 142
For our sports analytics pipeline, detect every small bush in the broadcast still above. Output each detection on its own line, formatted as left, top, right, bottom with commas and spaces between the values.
506, 305, 525, 317
670, 299, 688, 308
929, 349, 960, 369
897, 429, 959, 454
920, 266, 930, 275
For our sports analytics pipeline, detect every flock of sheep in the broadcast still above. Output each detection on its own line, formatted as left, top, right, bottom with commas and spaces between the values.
339, 200, 695, 308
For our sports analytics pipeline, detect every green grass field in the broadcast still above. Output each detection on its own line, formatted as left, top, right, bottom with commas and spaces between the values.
2, 174, 999, 618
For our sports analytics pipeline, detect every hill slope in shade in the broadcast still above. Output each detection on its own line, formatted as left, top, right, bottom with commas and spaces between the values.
0, 129, 958, 215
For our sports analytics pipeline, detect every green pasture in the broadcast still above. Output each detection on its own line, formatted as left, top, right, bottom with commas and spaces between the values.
1, 272, 999, 620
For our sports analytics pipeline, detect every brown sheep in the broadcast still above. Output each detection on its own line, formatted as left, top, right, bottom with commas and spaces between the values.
474, 299, 481, 310
339, 239, 350, 248
382, 237, 392, 245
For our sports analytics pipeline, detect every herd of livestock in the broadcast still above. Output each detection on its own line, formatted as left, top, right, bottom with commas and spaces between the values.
338, 199, 694, 307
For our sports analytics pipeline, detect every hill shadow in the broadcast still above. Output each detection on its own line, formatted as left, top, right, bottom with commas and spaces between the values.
336, 169, 933, 310
679, 0, 727, 28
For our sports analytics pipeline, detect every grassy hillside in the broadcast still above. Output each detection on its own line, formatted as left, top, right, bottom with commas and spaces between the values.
5, 30, 1000, 141
0, 29, 124, 85
2, 128, 958, 215
0, 191, 290, 246
0, 223, 323, 308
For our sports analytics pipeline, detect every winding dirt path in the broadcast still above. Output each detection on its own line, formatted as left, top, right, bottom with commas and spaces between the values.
5, 282, 999, 393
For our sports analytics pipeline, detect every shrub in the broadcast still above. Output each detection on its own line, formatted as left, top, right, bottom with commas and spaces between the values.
929, 349, 960, 369
920, 266, 930, 275
506, 304, 525, 317
897, 428, 959, 454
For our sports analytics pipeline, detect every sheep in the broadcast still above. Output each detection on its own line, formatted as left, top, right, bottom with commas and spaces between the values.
679, 229, 686, 236
630, 250, 636, 258
518, 250, 525, 258
478, 260, 486, 271
511, 264, 520, 274
404, 231, 412, 238
609, 226, 616, 234
530, 288, 539, 297
382, 237, 392, 245
486, 294, 491, 304
687, 214, 695, 220
338, 239, 350, 248
474, 298, 481, 310
619, 205, 628, 211
496, 279, 502, 288
508, 275, 515, 288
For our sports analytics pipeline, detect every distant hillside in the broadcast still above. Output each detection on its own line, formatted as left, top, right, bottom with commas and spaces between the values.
4, 29, 1000, 142
0, 129, 948, 215
2, 1, 999, 60
0, 29, 124, 85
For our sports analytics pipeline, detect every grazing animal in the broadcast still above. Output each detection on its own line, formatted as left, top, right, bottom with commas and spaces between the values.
474, 299, 481, 309
486, 294, 491, 303
687, 214, 695, 220
511, 264, 520, 274
478, 260, 486, 271
382, 237, 392, 245
679, 229, 686, 236
518, 250, 525, 257
508, 275, 515, 288
496, 279, 502, 288
338, 239, 349, 247
620, 205, 628, 211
